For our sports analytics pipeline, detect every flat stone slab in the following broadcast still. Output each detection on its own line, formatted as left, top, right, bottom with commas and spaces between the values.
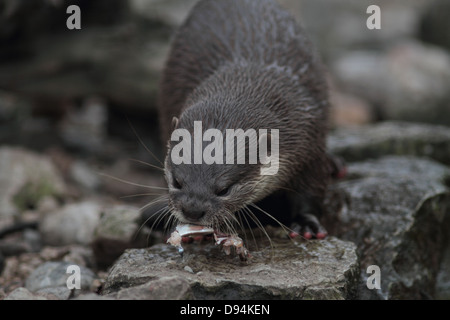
103, 236, 359, 300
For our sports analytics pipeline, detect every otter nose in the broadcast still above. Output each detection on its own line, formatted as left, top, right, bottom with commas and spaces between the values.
182, 208, 206, 221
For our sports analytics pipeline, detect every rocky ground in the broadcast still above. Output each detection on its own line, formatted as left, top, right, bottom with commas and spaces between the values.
1, 0, 450, 300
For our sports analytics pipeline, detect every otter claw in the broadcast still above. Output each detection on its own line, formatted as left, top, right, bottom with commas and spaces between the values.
290, 217, 328, 240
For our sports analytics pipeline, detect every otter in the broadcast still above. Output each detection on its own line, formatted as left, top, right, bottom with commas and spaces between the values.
156, 0, 333, 240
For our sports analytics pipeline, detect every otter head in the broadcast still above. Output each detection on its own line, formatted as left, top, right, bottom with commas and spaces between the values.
163, 116, 280, 230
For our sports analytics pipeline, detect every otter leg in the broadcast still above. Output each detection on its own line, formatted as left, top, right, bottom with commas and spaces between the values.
288, 194, 328, 240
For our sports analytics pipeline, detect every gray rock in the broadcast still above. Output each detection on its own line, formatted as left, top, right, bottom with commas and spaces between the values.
91, 204, 150, 269
3, 287, 51, 300
36, 286, 72, 300
328, 121, 450, 165
25, 261, 98, 295
0, 251, 4, 275
103, 237, 360, 300
325, 156, 450, 299
70, 160, 102, 191
72, 293, 115, 300
0, 228, 41, 258
59, 97, 108, 153
0, 146, 67, 218
0, 245, 97, 295
332, 41, 450, 125
0, 1, 170, 115
279, 0, 429, 62
39, 200, 103, 246
112, 276, 194, 300
435, 241, 450, 299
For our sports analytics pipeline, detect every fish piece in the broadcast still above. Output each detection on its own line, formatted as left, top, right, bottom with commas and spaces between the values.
167, 224, 214, 254
166, 229, 183, 253
215, 233, 249, 261
167, 224, 249, 260
176, 224, 214, 237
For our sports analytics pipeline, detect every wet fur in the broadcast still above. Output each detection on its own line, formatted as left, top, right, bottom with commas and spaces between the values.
157, 0, 330, 234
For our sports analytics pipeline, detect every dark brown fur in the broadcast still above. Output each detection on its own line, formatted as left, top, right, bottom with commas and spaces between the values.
157, 0, 331, 236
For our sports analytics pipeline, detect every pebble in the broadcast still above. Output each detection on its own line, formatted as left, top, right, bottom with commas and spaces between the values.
39, 200, 103, 246
25, 261, 98, 295
183, 265, 194, 273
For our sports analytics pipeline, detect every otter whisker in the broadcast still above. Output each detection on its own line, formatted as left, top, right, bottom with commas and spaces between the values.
127, 118, 164, 167
237, 208, 259, 250
138, 195, 168, 212
222, 213, 237, 238
248, 203, 308, 241
98, 172, 169, 191
235, 209, 250, 249
145, 207, 171, 245
134, 205, 166, 244
120, 193, 166, 199
248, 202, 293, 236
134, 195, 169, 240
128, 158, 165, 172
163, 210, 178, 234
242, 204, 274, 251
151, 206, 170, 230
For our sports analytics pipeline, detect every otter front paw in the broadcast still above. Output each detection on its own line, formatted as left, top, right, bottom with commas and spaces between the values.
289, 213, 327, 240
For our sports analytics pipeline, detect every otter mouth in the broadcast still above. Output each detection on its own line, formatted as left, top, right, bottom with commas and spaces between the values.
167, 223, 249, 261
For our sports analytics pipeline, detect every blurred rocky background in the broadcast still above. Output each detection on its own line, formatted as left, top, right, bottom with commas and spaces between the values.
0, 0, 449, 300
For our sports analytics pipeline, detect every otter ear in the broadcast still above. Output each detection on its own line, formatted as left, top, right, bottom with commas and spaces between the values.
172, 117, 179, 130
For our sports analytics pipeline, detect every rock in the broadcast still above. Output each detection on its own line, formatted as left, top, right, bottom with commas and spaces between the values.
73, 292, 115, 300
35, 286, 72, 300
0, 251, 4, 274
58, 97, 108, 153
103, 237, 360, 300
0, 227, 41, 257
332, 41, 450, 125
0, 1, 170, 115
0, 146, 67, 218
328, 121, 450, 165
329, 90, 375, 127
25, 261, 98, 297
0, 245, 96, 296
91, 204, 150, 269
3, 287, 52, 300
279, 0, 429, 62
325, 156, 450, 299
69, 160, 102, 191
111, 276, 195, 300
435, 242, 450, 299
39, 200, 103, 246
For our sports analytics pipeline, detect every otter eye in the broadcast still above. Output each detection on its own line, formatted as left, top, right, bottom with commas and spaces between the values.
216, 186, 231, 197
172, 177, 182, 189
